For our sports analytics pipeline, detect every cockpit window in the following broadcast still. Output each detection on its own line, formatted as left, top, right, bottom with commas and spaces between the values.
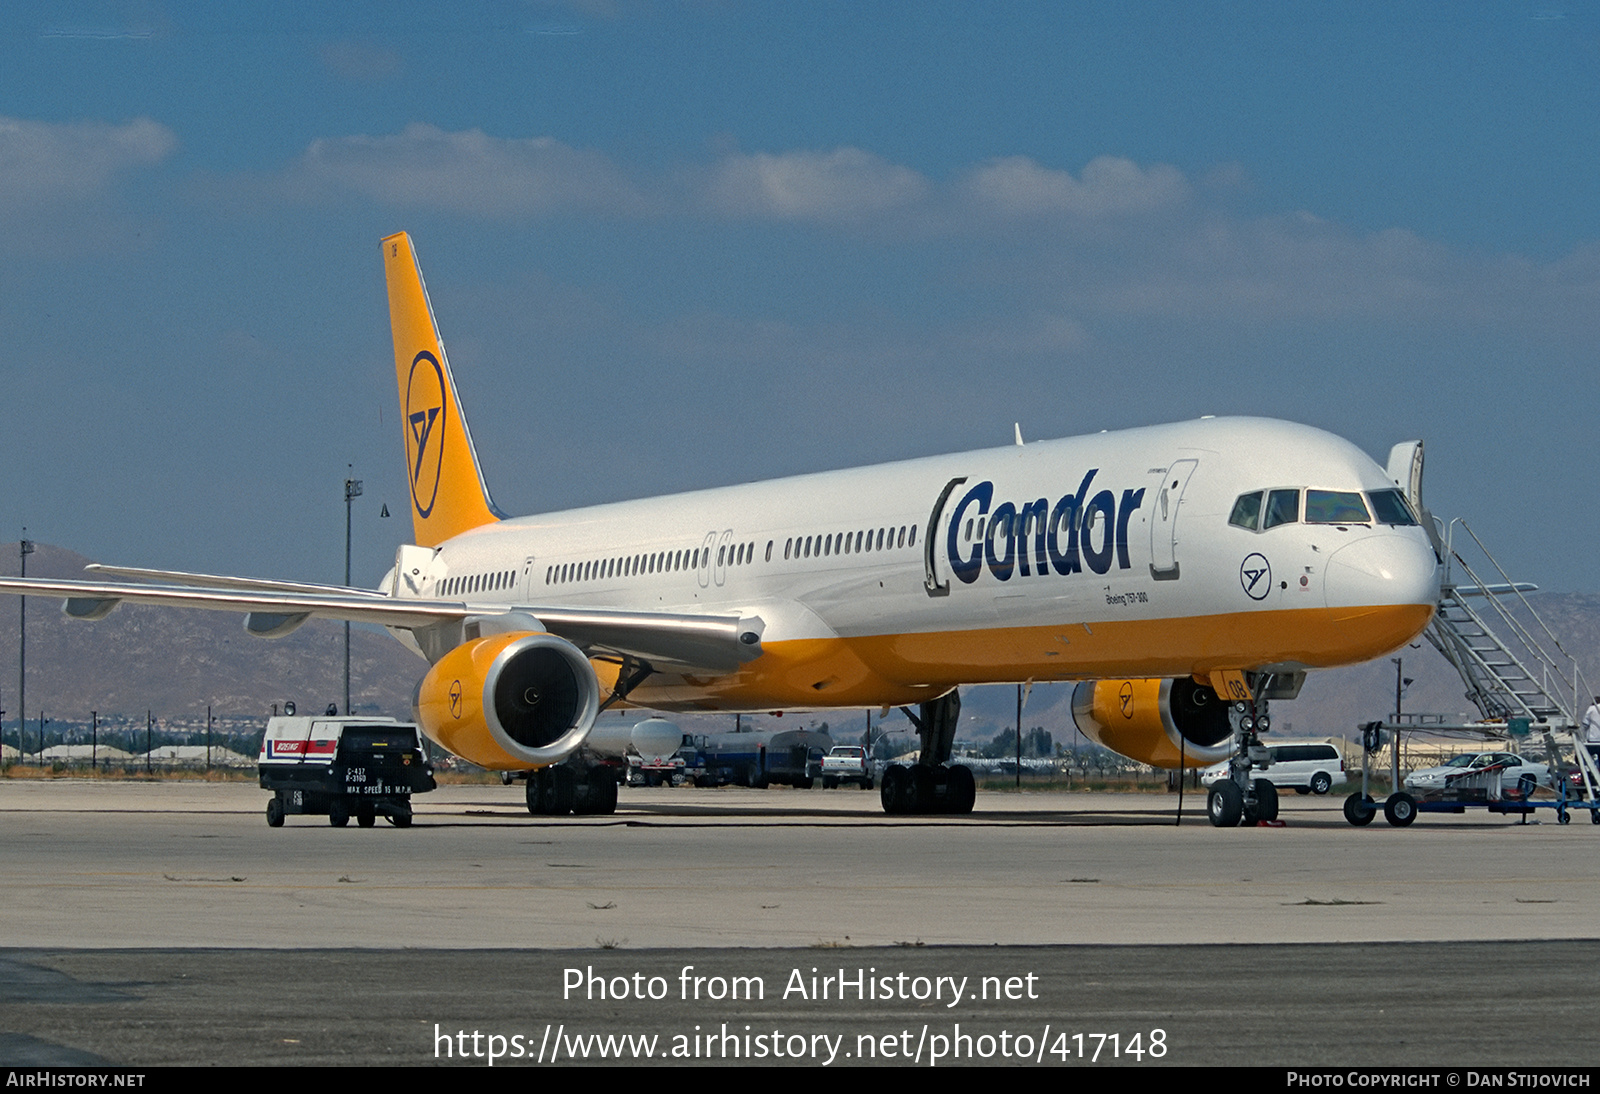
1228, 492, 1263, 531
1262, 489, 1299, 529
1304, 490, 1371, 524
1367, 488, 1419, 526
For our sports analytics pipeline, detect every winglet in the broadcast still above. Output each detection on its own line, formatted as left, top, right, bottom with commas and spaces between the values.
382, 233, 502, 548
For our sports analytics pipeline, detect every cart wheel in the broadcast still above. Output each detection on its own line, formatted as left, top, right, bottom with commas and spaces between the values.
1592, 810, 1600, 826
265, 797, 284, 828
388, 801, 413, 827
357, 805, 376, 828
1558, 808, 1570, 825
1343, 792, 1376, 827
329, 800, 349, 827
1384, 792, 1417, 827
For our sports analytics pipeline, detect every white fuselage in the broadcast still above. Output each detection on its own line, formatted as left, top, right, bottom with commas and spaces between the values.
408, 416, 1439, 711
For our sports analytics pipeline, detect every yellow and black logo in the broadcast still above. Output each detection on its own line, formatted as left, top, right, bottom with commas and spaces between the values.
406, 351, 446, 518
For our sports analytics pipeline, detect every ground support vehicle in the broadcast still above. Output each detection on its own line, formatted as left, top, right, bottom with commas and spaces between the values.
259, 716, 436, 828
1342, 722, 1597, 827
819, 745, 875, 790
627, 752, 686, 787
686, 729, 834, 789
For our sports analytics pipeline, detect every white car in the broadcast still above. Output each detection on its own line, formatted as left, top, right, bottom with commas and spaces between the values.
1404, 751, 1551, 792
1200, 741, 1345, 795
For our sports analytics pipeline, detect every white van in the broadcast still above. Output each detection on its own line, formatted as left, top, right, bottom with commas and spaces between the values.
1200, 740, 1345, 795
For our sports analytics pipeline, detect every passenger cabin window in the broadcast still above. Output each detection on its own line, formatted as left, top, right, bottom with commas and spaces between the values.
1367, 488, 1420, 526
1304, 490, 1371, 525
1262, 489, 1300, 529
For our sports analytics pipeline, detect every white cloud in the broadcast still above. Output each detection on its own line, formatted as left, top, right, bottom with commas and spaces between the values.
702, 147, 929, 222
1085, 214, 1470, 321
0, 116, 176, 204
290, 124, 650, 217
963, 154, 1189, 218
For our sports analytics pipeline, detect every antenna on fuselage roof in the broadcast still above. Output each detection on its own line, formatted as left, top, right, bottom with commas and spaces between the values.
1014, 423, 1024, 446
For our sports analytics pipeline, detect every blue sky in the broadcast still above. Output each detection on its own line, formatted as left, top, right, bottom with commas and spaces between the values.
0, 1, 1596, 592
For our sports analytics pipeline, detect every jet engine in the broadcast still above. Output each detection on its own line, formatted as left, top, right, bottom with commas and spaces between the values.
1070, 677, 1235, 769
413, 631, 601, 770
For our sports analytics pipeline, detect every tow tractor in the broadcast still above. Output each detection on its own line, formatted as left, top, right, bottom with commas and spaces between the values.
258, 714, 436, 827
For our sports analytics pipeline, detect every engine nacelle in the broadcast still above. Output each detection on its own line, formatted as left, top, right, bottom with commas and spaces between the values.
1071, 678, 1235, 769
413, 631, 601, 771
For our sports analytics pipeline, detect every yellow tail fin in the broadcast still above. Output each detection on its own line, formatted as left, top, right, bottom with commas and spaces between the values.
382, 232, 501, 548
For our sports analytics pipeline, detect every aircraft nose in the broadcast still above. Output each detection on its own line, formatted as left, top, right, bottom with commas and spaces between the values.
1323, 532, 1440, 610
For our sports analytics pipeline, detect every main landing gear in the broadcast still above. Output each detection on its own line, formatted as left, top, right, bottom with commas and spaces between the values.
883, 691, 976, 815
1206, 695, 1279, 827
525, 760, 620, 816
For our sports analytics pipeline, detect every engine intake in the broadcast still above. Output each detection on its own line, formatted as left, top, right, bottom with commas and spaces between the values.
1071, 677, 1235, 769
414, 631, 601, 770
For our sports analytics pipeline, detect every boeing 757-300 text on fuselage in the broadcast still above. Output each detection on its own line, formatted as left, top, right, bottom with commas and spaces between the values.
0, 233, 1441, 821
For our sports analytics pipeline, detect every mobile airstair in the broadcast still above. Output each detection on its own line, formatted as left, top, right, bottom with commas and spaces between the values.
1352, 515, 1600, 825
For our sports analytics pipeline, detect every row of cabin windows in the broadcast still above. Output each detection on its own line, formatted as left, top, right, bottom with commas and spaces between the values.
1228, 487, 1420, 532
784, 524, 916, 561
546, 547, 705, 586
545, 541, 764, 587
542, 523, 922, 587
438, 570, 516, 598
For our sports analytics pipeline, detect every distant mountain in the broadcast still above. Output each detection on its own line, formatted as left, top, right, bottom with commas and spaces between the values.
0, 543, 423, 723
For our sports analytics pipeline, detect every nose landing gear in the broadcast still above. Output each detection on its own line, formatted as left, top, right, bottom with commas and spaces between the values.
1206, 698, 1279, 827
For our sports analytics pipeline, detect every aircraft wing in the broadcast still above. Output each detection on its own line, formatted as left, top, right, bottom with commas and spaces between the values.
84, 563, 387, 598
0, 576, 763, 674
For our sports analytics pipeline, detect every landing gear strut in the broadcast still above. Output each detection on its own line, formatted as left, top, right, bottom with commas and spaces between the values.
526, 759, 620, 816
1206, 692, 1277, 828
882, 690, 976, 814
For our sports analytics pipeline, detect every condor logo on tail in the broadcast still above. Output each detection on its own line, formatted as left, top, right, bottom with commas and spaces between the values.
406, 351, 446, 519
383, 231, 501, 547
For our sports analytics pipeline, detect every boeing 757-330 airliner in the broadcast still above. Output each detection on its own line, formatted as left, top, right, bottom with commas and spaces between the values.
0, 233, 1441, 824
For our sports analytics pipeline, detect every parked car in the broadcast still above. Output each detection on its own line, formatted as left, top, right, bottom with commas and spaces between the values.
1200, 740, 1345, 795
1404, 751, 1551, 793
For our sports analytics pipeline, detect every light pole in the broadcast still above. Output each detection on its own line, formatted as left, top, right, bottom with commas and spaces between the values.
343, 469, 363, 716
19, 535, 32, 762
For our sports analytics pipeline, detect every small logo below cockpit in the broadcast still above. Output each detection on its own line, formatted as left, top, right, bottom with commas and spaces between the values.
1239, 553, 1271, 601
